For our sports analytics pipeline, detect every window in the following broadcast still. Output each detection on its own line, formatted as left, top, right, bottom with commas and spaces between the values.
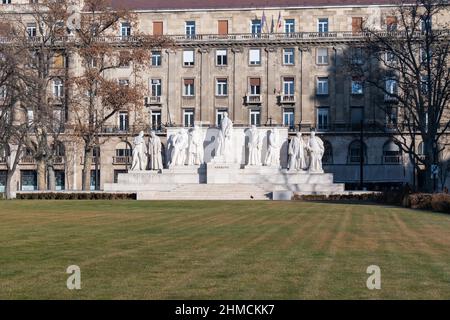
216, 49, 228, 66
318, 18, 329, 33
21, 170, 37, 191
119, 51, 130, 68
27, 109, 34, 127
218, 20, 228, 35
118, 79, 129, 87
2, 0, 12, 4
421, 16, 432, 32
0, 171, 5, 193
153, 21, 163, 36
118, 112, 129, 132
27, 23, 37, 38
183, 79, 195, 97
351, 77, 364, 95
316, 77, 329, 95
53, 79, 64, 97
216, 79, 228, 96
216, 109, 228, 126
185, 21, 196, 37
251, 19, 261, 35
151, 51, 161, 66
316, 48, 328, 65
249, 78, 261, 95
285, 19, 295, 34
0, 85, 6, 98
249, 49, 261, 65
283, 48, 295, 65
53, 52, 65, 69
120, 22, 131, 37
283, 77, 295, 96
385, 79, 398, 100
385, 51, 396, 64
317, 107, 329, 131
183, 50, 195, 66
250, 109, 261, 126
386, 16, 397, 32
348, 141, 367, 164
383, 140, 401, 164
183, 109, 195, 127
351, 107, 364, 130
90, 170, 100, 191
352, 17, 363, 34
386, 106, 398, 128
53, 108, 63, 132
351, 47, 363, 65
151, 110, 162, 131
151, 79, 161, 97
421, 75, 430, 94
283, 108, 295, 129
323, 140, 333, 164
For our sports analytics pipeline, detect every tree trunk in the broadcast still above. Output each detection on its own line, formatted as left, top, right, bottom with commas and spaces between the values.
5, 170, 14, 200
82, 148, 92, 191
36, 159, 47, 191
48, 164, 56, 191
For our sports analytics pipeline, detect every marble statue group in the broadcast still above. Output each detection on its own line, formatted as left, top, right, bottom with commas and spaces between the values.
130, 115, 325, 173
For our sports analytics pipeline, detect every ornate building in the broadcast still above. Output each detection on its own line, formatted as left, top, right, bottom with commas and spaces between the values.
0, 0, 449, 193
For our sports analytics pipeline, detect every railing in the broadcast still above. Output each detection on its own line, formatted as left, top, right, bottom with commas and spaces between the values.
245, 95, 262, 104
53, 156, 64, 165
0, 156, 6, 164
279, 95, 296, 104
145, 96, 163, 105
113, 156, 132, 165
1, 30, 449, 46
383, 155, 402, 164
101, 124, 151, 134
20, 156, 35, 164
80, 156, 99, 165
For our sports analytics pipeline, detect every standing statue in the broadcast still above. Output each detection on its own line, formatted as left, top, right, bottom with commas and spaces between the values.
288, 132, 307, 171
306, 130, 325, 173
131, 131, 147, 171
215, 112, 233, 160
264, 129, 280, 167
166, 134, 175, 167
187, 125, 204, 165
148, 131, 163, 171
247, 125, 262, 166
170, 129, 189, 167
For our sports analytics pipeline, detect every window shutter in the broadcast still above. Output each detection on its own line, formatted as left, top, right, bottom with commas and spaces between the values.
250, 78, 261, 86
249, 49, 260, 62
352, 17, 363, 33
153, 21, 163, 35
184, 79, 194, 85
218, 20, 228, 35
216, 49, 227, 56
183, 50, 194, 63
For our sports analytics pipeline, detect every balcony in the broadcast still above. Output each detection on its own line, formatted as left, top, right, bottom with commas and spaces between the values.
53, 156, 65, 165
245, 95, 262, 105
113, 156, 132, 165
20, 156, 36, 164
278, 95, 296, 104
383, 155, 402, 164
80, 156, 99, 165
384, 94, 398, 103
145, 96, 164, 105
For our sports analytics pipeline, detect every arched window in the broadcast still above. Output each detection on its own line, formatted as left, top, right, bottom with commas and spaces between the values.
383, 140, 401, 164
348, 140, 367, 164
323, 140, 333, 164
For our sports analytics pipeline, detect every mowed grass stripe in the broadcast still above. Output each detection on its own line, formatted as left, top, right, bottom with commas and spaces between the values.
0, 201, 449, 299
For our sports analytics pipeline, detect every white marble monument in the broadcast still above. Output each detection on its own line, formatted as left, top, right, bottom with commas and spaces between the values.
131, 131, 147, 171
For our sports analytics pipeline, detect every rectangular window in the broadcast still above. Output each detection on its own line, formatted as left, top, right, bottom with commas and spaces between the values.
351, 47, 364, 65
27, 109, 34, 126
118, 112, 129, 132
90, 170, 100, 191
250, 109, 261, 126
118, 79, 129, 87
386, 16, 397, 32
283, 108, 295, 129
0, 171, 6, 193
120, 22, 131, 37
183, 50, 195, 66
27, 23, 37, 38
352, 17, 363, 34
317, 107, 329, 130
216, 109, 228, 126
185, 21, 196, 37
53, 52, 65, 69
251, 19, 261, 34
153, 21, 163, 36
351, 77, 364, 95
0, 85, 6, 99
183, 109, 195, 127
421, 16, 432, 32
351, 107, 364, 130
283, 77, 295, 95
285, 19, 295, 34
21, 170, 37, 191
385, 79, 398, 100
316, 77, 329, 95
283, 48, 295, 65
249, 49, 261, 65
318, 18, 329, 33
151, 110, 162, 130
216, 79, 228, 96
317, 48, 328, 65
218, 20, 228, 35
151, 79, 162, 97
53, 79, 64, 97
183, 79, 195, 97
151, 51, 161, 66
216, 49, 228, 66
249, 78, 261, 95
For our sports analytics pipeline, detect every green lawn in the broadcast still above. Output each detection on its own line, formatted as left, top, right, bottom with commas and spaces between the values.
0, 200, 449, 300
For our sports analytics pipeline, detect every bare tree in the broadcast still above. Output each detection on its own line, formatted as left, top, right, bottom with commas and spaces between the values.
353, 0, 450, 192
69, 0, 171, 190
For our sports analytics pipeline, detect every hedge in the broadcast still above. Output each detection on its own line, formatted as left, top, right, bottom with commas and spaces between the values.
15, 192, 136, 200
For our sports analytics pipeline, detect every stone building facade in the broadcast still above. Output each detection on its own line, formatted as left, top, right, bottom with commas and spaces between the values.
1, 0, 449, 193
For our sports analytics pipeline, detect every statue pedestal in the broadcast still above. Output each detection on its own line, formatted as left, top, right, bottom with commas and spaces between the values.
206, 162, 241, 184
